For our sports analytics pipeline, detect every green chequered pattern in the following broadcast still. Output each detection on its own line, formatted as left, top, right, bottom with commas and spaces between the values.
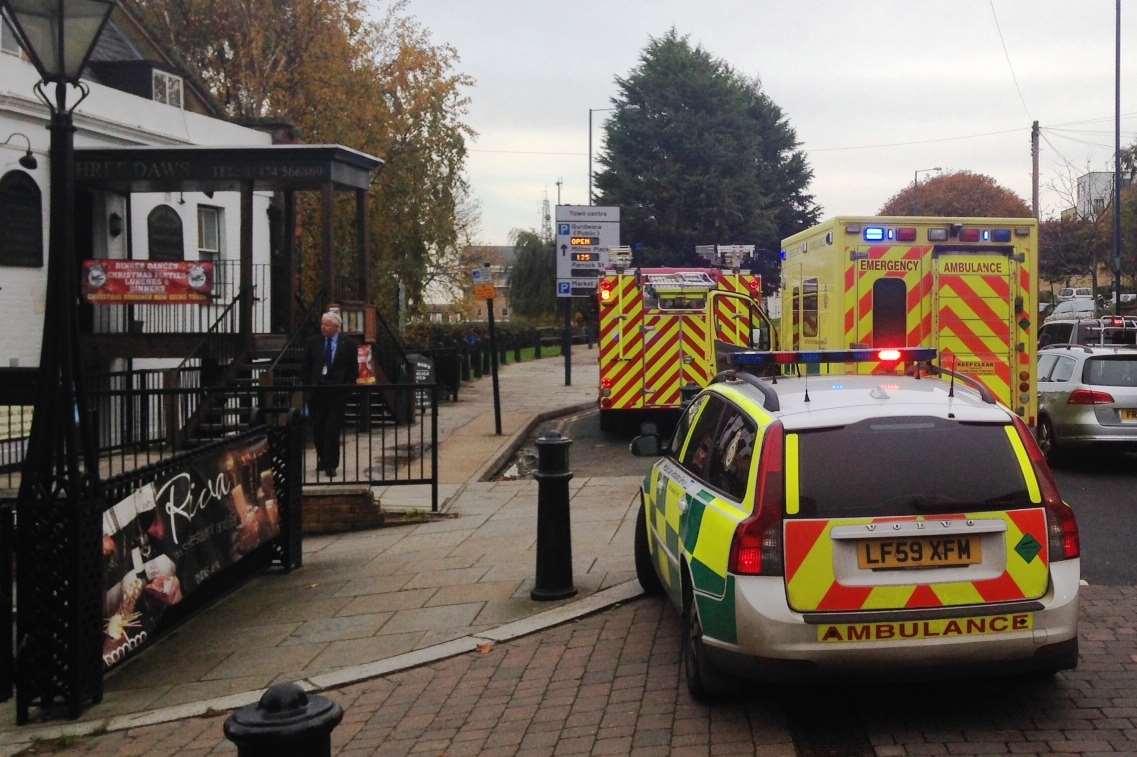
695, 575, 737, 644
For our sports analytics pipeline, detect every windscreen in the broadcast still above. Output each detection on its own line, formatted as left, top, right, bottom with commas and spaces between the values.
1083, 355, 1137, 387
794, 417, 1030, 518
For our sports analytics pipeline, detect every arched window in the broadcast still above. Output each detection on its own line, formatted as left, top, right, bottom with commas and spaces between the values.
0, 170, 43, 267
147, 204, 184, 261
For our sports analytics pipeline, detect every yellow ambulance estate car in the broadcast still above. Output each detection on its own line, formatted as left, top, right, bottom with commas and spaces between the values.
630, 348, 1080, 698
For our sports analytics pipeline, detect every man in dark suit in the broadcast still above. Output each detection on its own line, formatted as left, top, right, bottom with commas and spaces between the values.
302, 311, 359, 477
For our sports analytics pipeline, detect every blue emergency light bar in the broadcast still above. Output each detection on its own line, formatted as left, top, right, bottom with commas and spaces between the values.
730, 347, 937, 367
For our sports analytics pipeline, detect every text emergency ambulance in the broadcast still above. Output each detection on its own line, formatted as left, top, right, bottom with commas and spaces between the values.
597, 268, 775, 430
780, 217, 1040, 424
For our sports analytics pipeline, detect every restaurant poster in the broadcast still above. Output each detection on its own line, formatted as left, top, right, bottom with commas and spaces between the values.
101, 435, 280, 670
82, 259, 214, 304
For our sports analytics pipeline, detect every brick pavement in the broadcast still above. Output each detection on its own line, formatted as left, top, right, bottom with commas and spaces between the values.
20, 585, 1137, 757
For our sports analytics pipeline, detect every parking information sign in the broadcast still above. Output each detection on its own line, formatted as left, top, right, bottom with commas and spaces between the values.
555, 205, 619, 298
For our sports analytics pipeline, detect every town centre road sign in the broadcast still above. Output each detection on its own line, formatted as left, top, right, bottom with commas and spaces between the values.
555, 205, 619, 298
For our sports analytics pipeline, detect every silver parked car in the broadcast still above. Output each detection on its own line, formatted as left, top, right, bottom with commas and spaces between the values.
1037, 344, 1137, 461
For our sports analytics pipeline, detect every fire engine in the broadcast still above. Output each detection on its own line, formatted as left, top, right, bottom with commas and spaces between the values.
597, 266, 775, 430
779, 216, 1040, 423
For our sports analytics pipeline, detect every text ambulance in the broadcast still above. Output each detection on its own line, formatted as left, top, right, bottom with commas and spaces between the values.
597, 268, 774, 430
780, 217, 1040, 423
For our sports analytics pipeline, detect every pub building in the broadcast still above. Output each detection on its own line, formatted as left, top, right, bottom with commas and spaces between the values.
0, 3, 383, 494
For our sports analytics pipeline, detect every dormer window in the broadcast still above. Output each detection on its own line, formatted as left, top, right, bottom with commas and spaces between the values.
152, 69, 183, 108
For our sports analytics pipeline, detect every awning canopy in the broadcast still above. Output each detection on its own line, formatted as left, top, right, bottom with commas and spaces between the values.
74, 144, 383, 193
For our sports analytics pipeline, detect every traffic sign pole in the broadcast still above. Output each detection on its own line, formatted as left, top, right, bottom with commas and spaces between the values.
487, 297, 502, 435
562, 299, 572, 386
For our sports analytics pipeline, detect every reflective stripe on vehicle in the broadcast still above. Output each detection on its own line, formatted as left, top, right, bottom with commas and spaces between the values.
783, 509, 1050, 612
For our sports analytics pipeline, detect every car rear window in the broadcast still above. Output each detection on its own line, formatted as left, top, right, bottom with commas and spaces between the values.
1083, 355, 1137, 387
793, 417, 1030, 518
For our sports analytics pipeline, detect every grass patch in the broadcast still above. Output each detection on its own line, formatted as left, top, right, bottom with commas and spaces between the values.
517, 344, 562, 361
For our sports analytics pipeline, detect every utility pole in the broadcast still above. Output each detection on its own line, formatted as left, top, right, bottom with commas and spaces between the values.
555, 177, 563, 205
1031, 120, 1040, 220
1114, 0, 1123, 315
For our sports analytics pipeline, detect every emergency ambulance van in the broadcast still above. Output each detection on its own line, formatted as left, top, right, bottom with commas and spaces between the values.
597, 268, 774, 430
780, 217, 1040, 424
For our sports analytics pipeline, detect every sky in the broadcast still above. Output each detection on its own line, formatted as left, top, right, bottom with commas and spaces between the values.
407, 0, 1137, 245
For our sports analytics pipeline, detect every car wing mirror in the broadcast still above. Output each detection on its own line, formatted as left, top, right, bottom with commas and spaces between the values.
629, 434, 661, 457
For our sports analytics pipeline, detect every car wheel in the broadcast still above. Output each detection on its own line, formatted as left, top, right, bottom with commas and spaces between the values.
634, 502, 664, 595
1038, 416, 1066, 466
681, 579, 733, 700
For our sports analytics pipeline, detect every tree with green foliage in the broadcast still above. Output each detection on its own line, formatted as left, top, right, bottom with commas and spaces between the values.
1040, 217, 1105, 289
594, 29, 818, 268
507, 230, 557, 319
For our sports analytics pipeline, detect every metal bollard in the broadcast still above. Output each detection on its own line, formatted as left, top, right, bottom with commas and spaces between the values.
224, 682, 343, 757
531, 431, 577, 601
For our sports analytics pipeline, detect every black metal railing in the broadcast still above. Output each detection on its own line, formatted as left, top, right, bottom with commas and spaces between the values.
91, 261, 273, 336
302, 383, 439, 511
260, 289, 325, 387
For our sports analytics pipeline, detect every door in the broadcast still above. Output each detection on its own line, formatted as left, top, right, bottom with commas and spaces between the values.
850, 245, 929, 373
934, 253, 1017, 408
709, 290, 767, 372
603, 276, 644, 410
649, 394, 724, 603
642, 312, 682, 407
782, 417, 1051, 614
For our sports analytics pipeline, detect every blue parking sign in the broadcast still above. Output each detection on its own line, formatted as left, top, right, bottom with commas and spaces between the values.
557, 281, 572, 296
558, 223, 570, 236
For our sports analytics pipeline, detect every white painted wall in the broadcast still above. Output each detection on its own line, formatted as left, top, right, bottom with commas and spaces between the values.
0, 52, 273, 370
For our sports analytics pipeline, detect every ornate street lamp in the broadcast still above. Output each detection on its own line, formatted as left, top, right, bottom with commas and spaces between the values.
0, 0, 115, 722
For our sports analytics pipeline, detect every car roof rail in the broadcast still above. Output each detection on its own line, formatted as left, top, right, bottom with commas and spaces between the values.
918, 364, 997, 404
712, 370, 781, 412
1045, 343, 1094, 353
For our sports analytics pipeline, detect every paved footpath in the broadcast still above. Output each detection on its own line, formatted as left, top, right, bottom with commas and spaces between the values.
18, 586, 1137, 756
2, 347, 634, 740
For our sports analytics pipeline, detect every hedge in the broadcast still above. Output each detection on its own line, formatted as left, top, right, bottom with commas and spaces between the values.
403, 320, 560, 353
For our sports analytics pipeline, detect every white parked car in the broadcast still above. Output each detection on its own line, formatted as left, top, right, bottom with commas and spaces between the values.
1045, 299, 1097, 323
1057, 287, 1093, 302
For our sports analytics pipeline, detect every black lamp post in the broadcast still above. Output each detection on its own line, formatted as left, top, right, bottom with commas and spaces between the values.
0, 0, 115, 722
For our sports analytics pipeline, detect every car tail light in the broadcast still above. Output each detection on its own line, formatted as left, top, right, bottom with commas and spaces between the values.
600, 397, 612, 409
877, 349, 901, 361
1012, 416, 1079, 560
896, 227, 917, 242
729, 421, 785, 575
746, 277, 762, 293
1068, 388, 1114, 405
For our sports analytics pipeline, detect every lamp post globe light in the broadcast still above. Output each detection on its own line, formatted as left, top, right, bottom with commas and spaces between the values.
0, 0, 116, 722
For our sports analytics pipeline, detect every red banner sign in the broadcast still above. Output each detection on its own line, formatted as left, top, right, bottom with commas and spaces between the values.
82, 259, 214, 304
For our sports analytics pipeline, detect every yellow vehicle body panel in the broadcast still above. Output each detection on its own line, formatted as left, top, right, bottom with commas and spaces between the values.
779, 217, 1039, 422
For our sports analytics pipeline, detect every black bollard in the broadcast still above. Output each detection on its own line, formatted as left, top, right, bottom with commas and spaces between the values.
531, 431, 577, 601
224, 682, 343, 757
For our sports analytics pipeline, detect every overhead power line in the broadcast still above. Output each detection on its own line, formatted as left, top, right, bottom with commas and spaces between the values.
1042, 129, 1117, 151
989, 0, 1032, 120
806, 126, 1027, 153
469, 148, 587, 156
